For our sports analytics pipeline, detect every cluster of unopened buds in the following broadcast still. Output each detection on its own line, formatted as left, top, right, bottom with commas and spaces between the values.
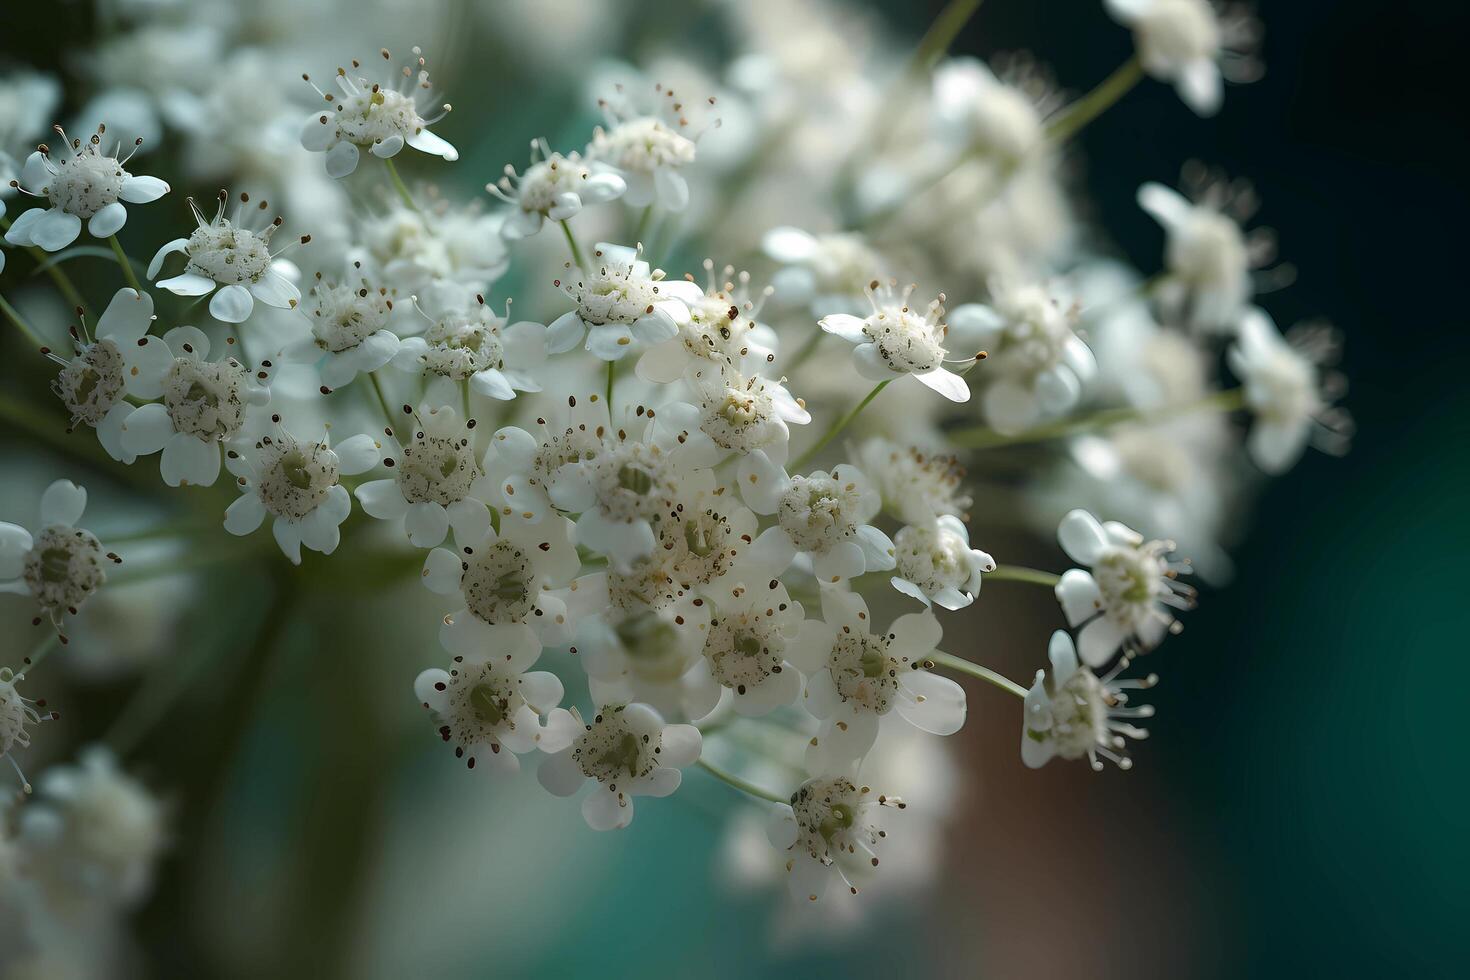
0, 1, 1348, 912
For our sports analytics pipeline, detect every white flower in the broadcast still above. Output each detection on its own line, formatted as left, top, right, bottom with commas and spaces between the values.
570, 571, 721, 722
766, 774, 905, 901
819, 282, 972, 402
300, 47, 457, 178
0, 70, 60, 194
1136, 171, 1273, 332
537, 703, 702, 830
932, 57, 1048, 166
283, 271, 400, 390
18, 746, 165, 905
393, 294, 546, 402
1054, 509, 1193, 666
1104, 0, 1262, 116
1228, 308, 1351, 474
2, 666, 54, 790
413, 624, 579, 774
890, 517, 994, 611
655, 363, 809, 467
949, 281, 1096, 434
222, 423, 380, 564
546, 242, 703, 362
854, 438, 972, 527
147, 190, 306, 324
1022, 630, 1155, 770
636, 260, 779, 383
737, 452, 894, 584
3, 126, 168, 251
642, 470, 758, 592
423, 513, 580, 647
355, 196, 508, 295
118, 325, 271, 488
352, 405, 494, 548
763, 227, 887, 316
587, 82, 713, 212
490, 139, 625, 240
701, 578, 804, 715
44, 287, 168, 464
483, 392, 611, 525
0, 480, 117, 633
788, 591, 966, 771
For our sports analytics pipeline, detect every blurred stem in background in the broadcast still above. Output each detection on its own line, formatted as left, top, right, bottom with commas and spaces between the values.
1045, 54, 1145, 143
950, 387, 1246, 449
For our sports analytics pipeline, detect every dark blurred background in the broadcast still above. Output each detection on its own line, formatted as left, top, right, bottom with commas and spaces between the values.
2, 1, 1465, 977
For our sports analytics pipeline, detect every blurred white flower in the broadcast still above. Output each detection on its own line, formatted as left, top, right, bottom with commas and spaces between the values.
854, 439, 971, 527
588, 81, 714, 212
1228, 307, 1352, 473
490, 141, 625, 240
763, 227, 887, 316
1104, 0, 1262, 116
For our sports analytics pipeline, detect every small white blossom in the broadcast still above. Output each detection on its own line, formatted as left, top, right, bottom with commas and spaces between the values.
283, 271, 400, 390
1022, 630, 1156, 770
44, 288, 167, 464
789, 591, 965, 771
890, 517, 994, 611
222, 421, 380, 564
0, 480, 118, 635
1104, 0, 1263, 116
2, 667, 56, 791
1055, 509, 1193, 666
356, 196, 509, 296
932, 57, 1049, 166
4, 125, 168, 251
636, 260, 779, 383
854, 439, 971, 527
393, 294, 546, 403
949, 281, 1096, 434
546, 242, 703, 362
490, 139, 625, 240
414, 624, 579, 774
423, 513, 580, 647
300, 47, 457, 178
819, 282, 972, 403
483, 392, 611, 525
119, 325, 272, 488
147, 190, 306, 324
767, 773, 905, 901
352, 405, 492, 548
762, 227, 887, 316
536, 702, 703, 831
588, 82, 714, 212
737, 452, 894, 584
701, 578, 805, 715
1228, 308, 1351, 474
656, 363, 809, 467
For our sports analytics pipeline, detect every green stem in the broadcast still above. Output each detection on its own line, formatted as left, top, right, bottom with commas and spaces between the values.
696, 757, 789, 805
988, 563, 1061, 587
559, 219, 587, 272
785, 329, 825, 375
910, 0, 985, 74
928, 651, 1028, 698
604, 359, 616, 416
789, 380, 890, 472
367, 371, 401, 439
950, 387, 1246, 450
21, 633, 61, 673
108, 234, 142, 291
633, 204, 655, 247
382, 156, 420, 214
0, 291, 46, 348
1045, 55, 1145, 144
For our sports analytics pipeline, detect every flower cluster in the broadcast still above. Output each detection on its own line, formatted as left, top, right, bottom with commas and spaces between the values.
0, 0, 1349, 958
